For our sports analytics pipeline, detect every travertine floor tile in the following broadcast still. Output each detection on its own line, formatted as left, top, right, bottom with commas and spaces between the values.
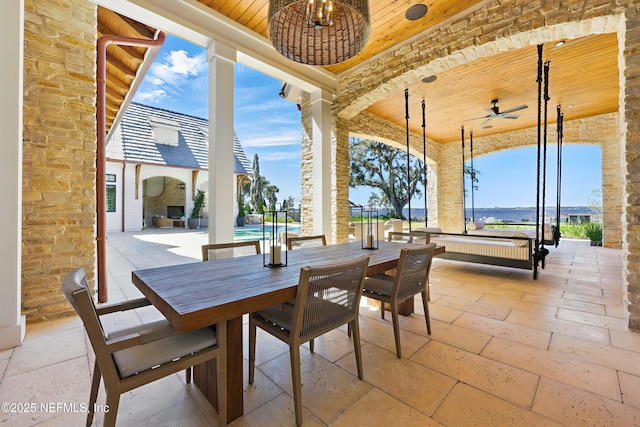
428, 303, 463, 324
336, 343, 456, 416
0, 357, 90, 426
532, 377, 640, 426
549, 333, 640, 375
256, 348, 372, 425
619, 372, 640, 409
331, 387, 442, 427
4, 326, 87, 377
237, 393, 325, 427
453, 312, 552, 349
433, 382, 561, 427
556, 307, 629, 331
480, 293, 559, 318
610, 328, 640, 351
522, 292, 606, 315
482, 336, 620, 400
435, 295, 512, 320
413, 318, 491, 354
411, 341, 539, 408
506, 309, 611, 344
357, 315, 429, 358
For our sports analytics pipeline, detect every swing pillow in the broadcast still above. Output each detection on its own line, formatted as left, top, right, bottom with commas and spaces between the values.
468, 221, 484, 230
511, 232, 530, 247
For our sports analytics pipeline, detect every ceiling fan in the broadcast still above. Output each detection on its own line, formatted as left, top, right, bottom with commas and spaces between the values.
468, 99, 528, 127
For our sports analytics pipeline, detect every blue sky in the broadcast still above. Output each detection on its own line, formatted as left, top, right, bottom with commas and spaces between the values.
134, 35, 601, 209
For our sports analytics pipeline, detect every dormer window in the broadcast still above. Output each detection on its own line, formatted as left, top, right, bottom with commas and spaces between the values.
148, 116, 180, 146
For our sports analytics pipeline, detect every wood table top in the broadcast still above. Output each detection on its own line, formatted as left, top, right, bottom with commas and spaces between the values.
131, 240, 440, 333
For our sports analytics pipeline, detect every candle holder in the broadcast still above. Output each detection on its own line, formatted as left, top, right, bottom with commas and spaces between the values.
263, 210, 288, 267
361, 207, 379, 250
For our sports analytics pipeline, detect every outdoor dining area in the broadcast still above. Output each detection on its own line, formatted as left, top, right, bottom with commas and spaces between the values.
2, 228, 637, 426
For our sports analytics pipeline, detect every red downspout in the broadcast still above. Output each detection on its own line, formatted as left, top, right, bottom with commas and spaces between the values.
96, 32, 166, 302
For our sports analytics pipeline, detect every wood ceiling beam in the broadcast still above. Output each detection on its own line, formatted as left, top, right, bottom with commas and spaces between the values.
98, 24, 146, 62
105, 53, 137, 79
108, 9, 156, 39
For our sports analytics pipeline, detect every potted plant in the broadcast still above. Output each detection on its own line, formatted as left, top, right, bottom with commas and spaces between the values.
188, 189, 205, 229
237, 194, 246, 227
584, 222, 603, 246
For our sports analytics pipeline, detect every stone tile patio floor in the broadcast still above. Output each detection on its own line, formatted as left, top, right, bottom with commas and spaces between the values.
1, 228, 640, 426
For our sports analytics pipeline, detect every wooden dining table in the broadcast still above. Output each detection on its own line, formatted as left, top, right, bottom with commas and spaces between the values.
131, 240, 442, 422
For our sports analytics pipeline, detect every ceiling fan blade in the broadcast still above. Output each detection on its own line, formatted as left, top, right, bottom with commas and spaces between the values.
480, 117, 493, 126
485, 108, 496, 115
464, 115, 490, 121
502, 115, 520, 119
500, 104, 528, 115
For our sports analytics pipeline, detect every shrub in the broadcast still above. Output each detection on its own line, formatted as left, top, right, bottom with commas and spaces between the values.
583, 222, 603, 245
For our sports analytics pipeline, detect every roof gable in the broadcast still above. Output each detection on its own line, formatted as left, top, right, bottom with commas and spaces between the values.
110, 102, 252, 174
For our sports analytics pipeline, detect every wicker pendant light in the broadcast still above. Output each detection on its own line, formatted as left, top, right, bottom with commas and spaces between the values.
268, 0, 370, 66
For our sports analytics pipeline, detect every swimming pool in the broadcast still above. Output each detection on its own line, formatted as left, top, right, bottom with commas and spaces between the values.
234, 224, 301, 242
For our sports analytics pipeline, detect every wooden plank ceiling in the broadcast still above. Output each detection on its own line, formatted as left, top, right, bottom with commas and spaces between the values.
101, 1, 620, 144
98, 7, 158, 134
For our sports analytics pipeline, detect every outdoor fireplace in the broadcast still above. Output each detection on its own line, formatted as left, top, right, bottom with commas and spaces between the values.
167, 205, 184, 219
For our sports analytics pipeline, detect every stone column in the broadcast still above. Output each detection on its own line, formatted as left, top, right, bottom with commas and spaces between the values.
207, 41, 236, 244
437, 142, 465, 233
624, 6, 640, 331
0, 0, 25, 349
300, 94, 313, 235
334, 116, 350, 243
600, 116, 623, 249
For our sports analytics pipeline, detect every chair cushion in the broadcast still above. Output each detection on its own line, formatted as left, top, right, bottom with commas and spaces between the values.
255, 307, 294, 332
363, 275, 394, 297
108, 320, 217, 378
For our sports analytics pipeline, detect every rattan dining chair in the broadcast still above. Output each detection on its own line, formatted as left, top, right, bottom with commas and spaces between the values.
286, 234, 327, 250
248, 255, 370, 426
363, 244, 436, 358
202, 240, 261, 261
62, 268, 227, 427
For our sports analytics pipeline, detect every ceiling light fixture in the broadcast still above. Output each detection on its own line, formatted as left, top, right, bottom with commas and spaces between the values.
268, 0, 371, 66
554, 40, 566, 47
405, 4, 428, 21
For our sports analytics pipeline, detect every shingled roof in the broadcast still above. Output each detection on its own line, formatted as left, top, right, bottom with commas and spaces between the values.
106, 102, 252, 174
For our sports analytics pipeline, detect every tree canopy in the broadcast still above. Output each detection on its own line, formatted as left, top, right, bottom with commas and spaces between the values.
349, 138, 426, 219
247, 154, 279, 213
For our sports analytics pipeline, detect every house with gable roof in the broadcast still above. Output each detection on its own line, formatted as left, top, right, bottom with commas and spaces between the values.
105, 102, 252, 232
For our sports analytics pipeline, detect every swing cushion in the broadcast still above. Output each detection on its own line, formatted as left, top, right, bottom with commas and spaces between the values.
468, 221, 484, 230
415, 227, 442, 237
511, 232, 530, 247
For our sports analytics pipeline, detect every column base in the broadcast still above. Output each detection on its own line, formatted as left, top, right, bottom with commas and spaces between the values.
0, 315, 26, 350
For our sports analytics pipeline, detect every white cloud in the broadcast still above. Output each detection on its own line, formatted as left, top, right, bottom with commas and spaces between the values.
151, 78, 164, 86
136, 89, 168, 103
150, 50, 206, 86
241, 129, 301, 147
259, 151, 300, 162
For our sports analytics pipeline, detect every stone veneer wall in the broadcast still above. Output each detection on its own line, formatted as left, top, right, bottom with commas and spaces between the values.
22, 0, 97, 321
333, 115, 350, 243
624, 6, 640, 330
300, 93, 314, 237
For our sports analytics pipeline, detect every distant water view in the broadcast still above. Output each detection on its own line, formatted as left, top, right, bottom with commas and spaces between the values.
398, 206, 600, 223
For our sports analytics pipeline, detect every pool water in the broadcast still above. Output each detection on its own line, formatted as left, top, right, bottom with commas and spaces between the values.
234, 224, 301, 242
